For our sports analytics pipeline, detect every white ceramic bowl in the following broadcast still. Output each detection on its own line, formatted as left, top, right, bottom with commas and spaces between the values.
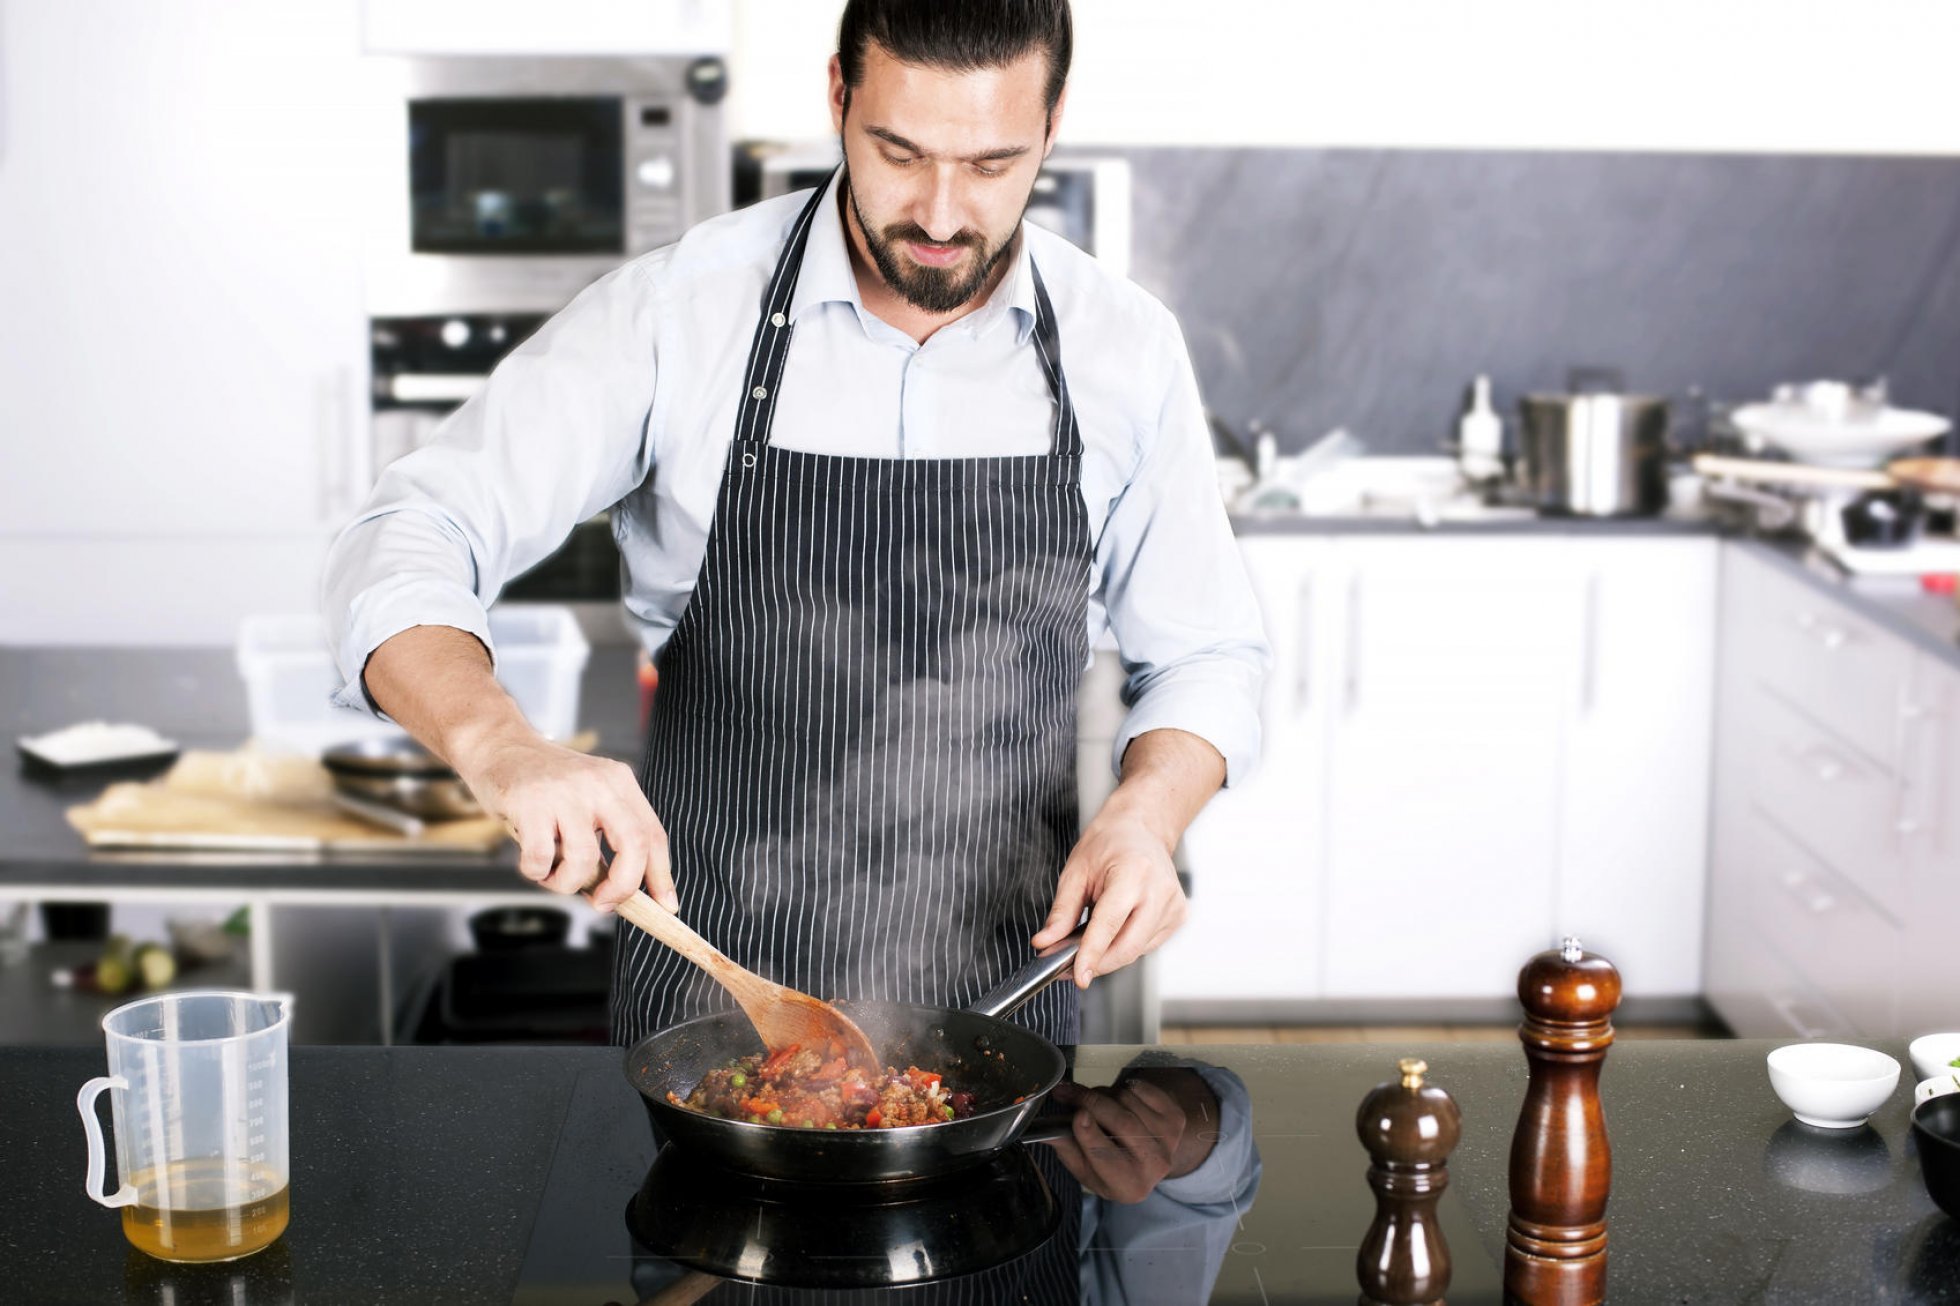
1766, 1043, 1901, 1129
1916, 1075, 1960, 1107
1910, 1034, 1960, 1084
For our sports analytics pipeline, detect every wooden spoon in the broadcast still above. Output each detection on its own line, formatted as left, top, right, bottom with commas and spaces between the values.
592, 880, 882, 1074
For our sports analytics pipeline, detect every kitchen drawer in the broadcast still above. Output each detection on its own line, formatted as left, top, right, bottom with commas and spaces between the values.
1745, 684, 1909, 921
1737, 803, 1898, 1037
1705, 903, 1855, 1040
1727, 552, 1913, 769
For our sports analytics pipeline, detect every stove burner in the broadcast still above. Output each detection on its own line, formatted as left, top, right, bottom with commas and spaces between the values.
626, 1141, 1062, 1289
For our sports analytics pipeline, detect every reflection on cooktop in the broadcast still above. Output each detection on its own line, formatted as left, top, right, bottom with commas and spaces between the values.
626, 1142, 1066, 1291
514, 1051, 1380, 1305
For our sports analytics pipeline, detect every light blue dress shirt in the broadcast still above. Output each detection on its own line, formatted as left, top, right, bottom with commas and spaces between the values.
324, 172, 1269, 784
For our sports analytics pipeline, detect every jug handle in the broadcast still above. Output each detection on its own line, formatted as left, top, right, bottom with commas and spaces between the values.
76, 1076, 137, 1208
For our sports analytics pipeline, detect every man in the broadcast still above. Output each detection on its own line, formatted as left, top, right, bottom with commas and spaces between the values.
325, 0, 1267, 1051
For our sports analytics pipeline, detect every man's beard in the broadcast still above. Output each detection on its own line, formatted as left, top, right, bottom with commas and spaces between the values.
844, 168, 1023, 314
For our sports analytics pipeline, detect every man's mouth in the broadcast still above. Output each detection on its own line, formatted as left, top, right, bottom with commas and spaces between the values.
904, 239, 969, 268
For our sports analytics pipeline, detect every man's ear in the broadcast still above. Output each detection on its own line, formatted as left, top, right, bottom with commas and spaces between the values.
1043, 81, 1069, 158
828, 54, 848, 135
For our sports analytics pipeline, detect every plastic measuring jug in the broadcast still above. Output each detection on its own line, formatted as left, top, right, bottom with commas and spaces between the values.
75, 990, 292, 1262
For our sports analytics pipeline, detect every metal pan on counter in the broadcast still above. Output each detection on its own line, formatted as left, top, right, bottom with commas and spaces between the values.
623, 938, 1081, 1184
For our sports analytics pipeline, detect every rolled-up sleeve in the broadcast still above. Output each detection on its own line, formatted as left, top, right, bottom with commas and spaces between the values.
322, 262, 659, 715
1096, 312, 1270, 787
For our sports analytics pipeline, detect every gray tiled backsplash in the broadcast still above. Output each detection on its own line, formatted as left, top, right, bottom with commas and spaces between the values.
1097, 147, 1960, 454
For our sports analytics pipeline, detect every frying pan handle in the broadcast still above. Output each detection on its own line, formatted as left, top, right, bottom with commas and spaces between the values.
968, 930, 1082, 1020
1019, 1113, 1077, 1145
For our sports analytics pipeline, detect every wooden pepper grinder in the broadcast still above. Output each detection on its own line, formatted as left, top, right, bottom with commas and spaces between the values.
1505, 936, 1622, 1306
1356, 1057, 1462, 1306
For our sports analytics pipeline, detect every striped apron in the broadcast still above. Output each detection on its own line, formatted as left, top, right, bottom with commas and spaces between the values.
612, 179, 1093, 1049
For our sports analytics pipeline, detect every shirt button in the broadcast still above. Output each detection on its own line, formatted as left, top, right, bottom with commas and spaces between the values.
770, 312, 786, 328
751, 385, 768, 400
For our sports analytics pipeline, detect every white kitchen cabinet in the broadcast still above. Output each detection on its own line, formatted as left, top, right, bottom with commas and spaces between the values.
1320, 537, 1579, 998
1161, 531, 1717, 1009
1554, 539, 1717, 997
0, 0, 373, 540
1704, 544, 1959, 1039
1156, 536, 1328, 1002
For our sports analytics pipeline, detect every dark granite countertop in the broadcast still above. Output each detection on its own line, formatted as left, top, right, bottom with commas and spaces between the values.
11, 1038, 1957, 1303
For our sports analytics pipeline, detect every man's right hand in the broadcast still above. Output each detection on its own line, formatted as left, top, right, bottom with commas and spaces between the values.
451, 724, 677, 914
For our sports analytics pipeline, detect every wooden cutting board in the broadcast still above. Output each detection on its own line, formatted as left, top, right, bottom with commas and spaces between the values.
66, 749, 510, 855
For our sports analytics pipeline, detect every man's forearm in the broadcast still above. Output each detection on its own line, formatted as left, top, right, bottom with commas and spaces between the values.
1100, 728, 1227, 849
361, 625, 538, 768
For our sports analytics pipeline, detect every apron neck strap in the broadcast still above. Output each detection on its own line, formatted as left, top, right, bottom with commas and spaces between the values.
736, 169, 1082, 458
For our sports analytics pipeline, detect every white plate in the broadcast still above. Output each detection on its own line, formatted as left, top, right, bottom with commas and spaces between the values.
1732, 403, 1949, 469
17, 723, 180, 771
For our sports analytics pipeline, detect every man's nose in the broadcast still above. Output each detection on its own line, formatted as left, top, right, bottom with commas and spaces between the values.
918, 166, 965, 242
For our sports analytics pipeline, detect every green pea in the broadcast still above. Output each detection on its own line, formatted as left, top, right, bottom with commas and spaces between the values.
942, 1105, 955, 1119
748, 1114, 762, 1124
825, 1123, 837, 1130
730, 1072, 747, 1088
800, 1118, 815, 1128
766, 1108, 784, 1124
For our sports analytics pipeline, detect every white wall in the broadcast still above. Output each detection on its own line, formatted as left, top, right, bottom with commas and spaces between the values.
732, 0, 1960, 155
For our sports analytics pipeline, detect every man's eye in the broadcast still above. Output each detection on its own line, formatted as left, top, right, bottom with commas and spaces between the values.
973, 164, 1004, 178
882, 153, 915, 168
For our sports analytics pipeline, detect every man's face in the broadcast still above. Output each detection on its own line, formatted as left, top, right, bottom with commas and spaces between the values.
828, 42, 1062, 313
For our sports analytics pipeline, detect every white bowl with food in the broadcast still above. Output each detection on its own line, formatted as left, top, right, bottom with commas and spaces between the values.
1766, 1043, 1901, 1129
1910, 1033, 1960, 1084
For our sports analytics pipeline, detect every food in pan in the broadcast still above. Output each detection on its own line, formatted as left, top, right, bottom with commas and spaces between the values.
671, 1041, 978, 1129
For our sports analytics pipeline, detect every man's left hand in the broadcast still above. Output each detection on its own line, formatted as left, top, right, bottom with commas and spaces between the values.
1033, 806, 1187, 988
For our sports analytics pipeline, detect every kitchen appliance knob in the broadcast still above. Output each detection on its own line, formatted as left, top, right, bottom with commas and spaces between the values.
440, 319, 472, 349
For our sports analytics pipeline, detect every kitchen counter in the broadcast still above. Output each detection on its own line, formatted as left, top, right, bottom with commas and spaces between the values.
1227, 512, 1960, 672
0, 645, 641, 896
10, 1037, 1956, 1303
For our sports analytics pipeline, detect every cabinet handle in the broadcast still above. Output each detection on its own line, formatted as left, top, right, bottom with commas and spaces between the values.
1769, 992, 1833, 1041
1894, 699, 1943, 845
1777, 869, 1834, 915
1292, 576, 1314, 717
1779, 741, 1852, 785
1576, 570, 1599, 716
1344, 573, 1362, 715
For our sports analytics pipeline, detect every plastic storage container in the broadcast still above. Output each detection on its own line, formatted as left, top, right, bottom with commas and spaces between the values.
235, 607, 590, 755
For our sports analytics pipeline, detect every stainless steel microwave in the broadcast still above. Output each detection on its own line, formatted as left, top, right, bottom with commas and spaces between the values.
367, 56, 731, 317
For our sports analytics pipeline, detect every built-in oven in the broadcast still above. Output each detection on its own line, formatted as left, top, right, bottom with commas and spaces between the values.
368, 55, 731, 318
365, 55, 731, 613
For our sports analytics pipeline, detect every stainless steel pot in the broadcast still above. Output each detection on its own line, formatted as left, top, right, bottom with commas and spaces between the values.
1517, 393, 1670, 517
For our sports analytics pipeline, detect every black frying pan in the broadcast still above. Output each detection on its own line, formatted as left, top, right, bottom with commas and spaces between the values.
623, 937, 1080, 1183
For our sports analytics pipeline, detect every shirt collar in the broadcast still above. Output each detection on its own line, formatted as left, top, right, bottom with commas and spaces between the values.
786, 170, 1038, 346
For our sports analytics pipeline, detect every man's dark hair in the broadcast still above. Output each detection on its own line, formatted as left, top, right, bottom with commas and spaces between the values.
837, 0, 1072, 121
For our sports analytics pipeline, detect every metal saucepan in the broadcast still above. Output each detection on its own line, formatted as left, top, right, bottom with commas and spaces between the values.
624, 937, 1081, 1184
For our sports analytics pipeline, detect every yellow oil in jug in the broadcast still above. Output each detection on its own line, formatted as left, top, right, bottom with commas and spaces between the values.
121, 1159, 289, 1262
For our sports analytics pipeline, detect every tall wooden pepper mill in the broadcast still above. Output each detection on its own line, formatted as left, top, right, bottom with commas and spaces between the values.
1356, 1057, 1461, 1306
1505, 936, 1622, 1306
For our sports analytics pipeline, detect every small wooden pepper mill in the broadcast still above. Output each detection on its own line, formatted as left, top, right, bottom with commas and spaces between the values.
1356, 1057, 1462, 1306
1505, 936, 1622, 1306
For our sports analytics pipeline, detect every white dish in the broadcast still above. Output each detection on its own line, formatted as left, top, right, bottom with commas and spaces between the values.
16, 721, 180, 770
1910, 1033, 1960, 1083
1731, 403, 1949, 469
1766, 1042, 1901, 1129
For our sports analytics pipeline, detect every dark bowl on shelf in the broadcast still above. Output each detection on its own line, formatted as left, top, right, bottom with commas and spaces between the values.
468, 906, 571, 952
1911, 1094, 1960, 1221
